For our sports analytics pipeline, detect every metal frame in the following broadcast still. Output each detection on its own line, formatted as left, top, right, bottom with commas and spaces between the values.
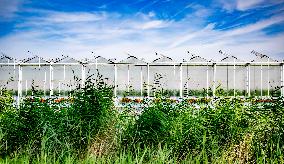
1, 54, 283, 107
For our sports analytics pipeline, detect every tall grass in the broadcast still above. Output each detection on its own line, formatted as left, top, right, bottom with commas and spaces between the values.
0, 73, 283, 163
0, 73, 115, 162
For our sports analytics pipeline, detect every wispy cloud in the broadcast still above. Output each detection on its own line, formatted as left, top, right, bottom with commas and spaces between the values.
223, 14, 284, 36
169, 23, 215, 48
220, 0, 284, 11
0, 0, 23, 19
0, 0, 284, 61
44, 12, 106, 23
236, 0, 264, 10
138, 20, 170, 30
169, 13, 284, 49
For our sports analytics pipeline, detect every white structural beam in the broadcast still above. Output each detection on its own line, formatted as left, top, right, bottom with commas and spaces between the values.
147, 64, 150, 97
58, 82, 61, 96
49, 63, 53, 96
179, 64, 183, 97
260, 63, 263, 97
25, 80, 28, 95
44, 71, 46, 97
1, 61, 284, 66
213, 63, 216, 97
173, 64, 176, 76
17, 65, 22, 106
63, 65, 66, 80
233, 58, 236, 97
140, 66, 143, 96
246, 64, 251, 97
186, 65, 189, 97
38, 56, 41, 68
114, 64, 117, 97
127, 65, 130, 93
206, 64, 209, 97
281, 63, 284, 96
267, 58, 270, 96
81, 65, 86, 87
13, 59, 16, 77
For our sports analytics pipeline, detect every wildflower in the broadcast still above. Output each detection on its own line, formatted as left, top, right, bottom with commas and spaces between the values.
39, 98, 46, 103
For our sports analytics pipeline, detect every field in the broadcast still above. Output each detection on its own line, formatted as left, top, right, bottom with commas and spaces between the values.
0, 74, 283, 163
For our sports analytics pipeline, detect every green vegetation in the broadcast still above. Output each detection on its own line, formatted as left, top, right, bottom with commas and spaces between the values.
0, 74, 283, 163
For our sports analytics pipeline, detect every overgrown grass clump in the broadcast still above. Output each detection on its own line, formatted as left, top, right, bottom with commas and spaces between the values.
0, 74, 115, 162
123, 96, 284, 162
0, 75, 284, 163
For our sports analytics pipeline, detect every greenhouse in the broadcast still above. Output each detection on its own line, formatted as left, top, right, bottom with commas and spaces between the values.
0, 51, 283, 101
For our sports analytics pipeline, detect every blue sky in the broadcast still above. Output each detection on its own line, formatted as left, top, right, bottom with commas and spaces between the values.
0, 0, 284, 61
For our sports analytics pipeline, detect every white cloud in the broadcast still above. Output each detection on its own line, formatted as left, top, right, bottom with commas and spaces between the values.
223, 14, 284, 37
236, 0, 264, 10
139, 20, 169, 30
218, 0, 236, 12
169, 23, 215, 48
0, 0, 22, 19
0, 9, 284, 62
169, 14, 284, 49
44, 12, 106, 23
219, 0, 284, 11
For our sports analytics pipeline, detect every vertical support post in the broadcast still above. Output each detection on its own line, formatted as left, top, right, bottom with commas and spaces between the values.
69, 81, 72, 97
186, 82, 189, 97
173, 64, 176, 76
13, 59, 16, 77
213, 63, 216, 97
206, 63, 209, 97
267, 58, 270, 97
58, 82, 61, 96
147, 63, 150, 97
260, 63, 263, 97
140, 66, 143, 97
114, 64, 117, 97
226, 64, 228, 91
282, 64, 284, 96
38, 56, 41, 68
44, 71, 46, 97
63, 65, 66, 80
81, 65, 86, 87
233, 58, 236, 97
179, 64, 183, 98
25, 80, 28, 95
246, 64, 251, 97
50, 63, 53, 96
17, 65, 22, 107
127, 65, 130, 93
186, 64, 189, 97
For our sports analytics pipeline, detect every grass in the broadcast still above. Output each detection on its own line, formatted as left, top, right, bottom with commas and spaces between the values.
0, 73, 283, 163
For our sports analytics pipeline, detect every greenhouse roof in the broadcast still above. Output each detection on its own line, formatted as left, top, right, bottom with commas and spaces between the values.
187, 55, 208, 62
21, 55, 49, 63
0, 50, 282, 65
250, 50, 278, 62
92, 56, 110, 63
251, 55, 278, 62
108, 58, 117, 63
153, 55, 173, 63
221, 56, 243, 62
0, 55, 14, 63
54, 56, 80, 63
119, 55, 146, 64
